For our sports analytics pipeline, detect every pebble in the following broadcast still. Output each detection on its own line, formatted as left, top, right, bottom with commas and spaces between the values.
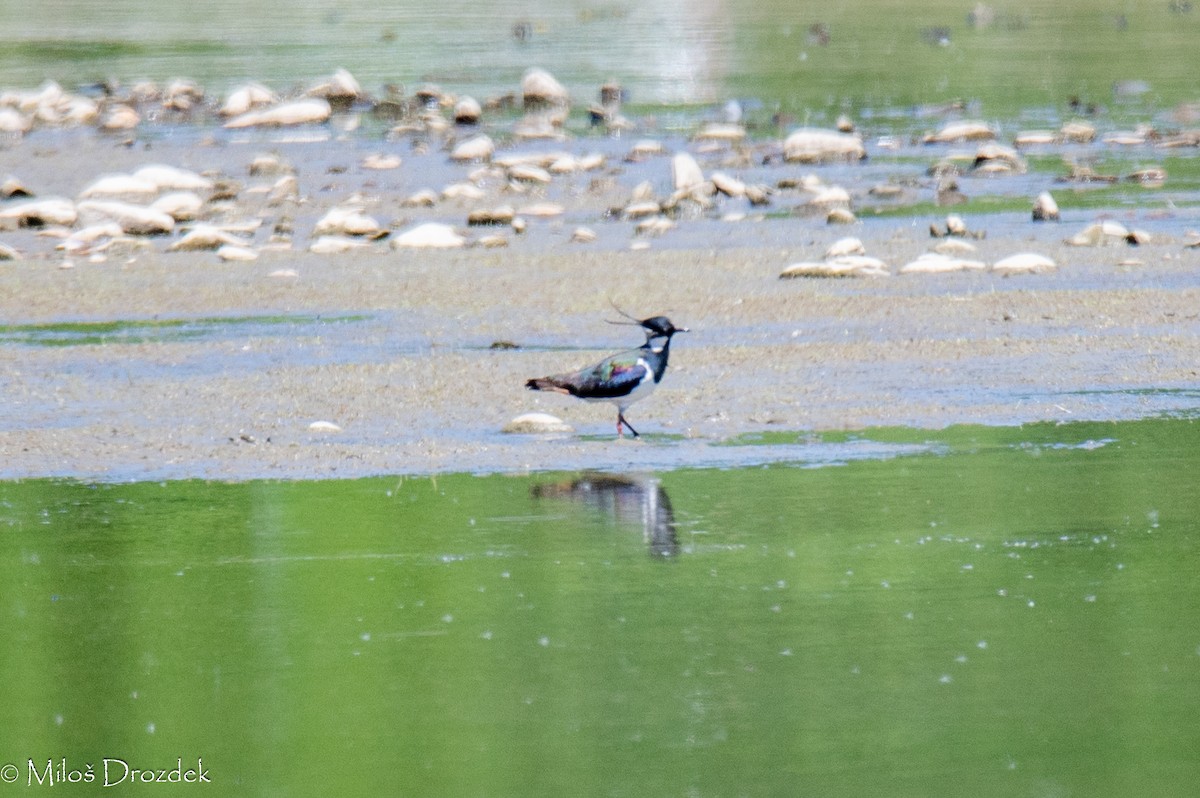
1066, 220, 1140, 246
923, 120, 996, 143
824, 237, 865, 258
0, 176, 32, 198
248, 153, 294, 177
694, 122, 746, 143
79, 174, 159, 198
992, 253, 1057, 274
933, 239, 978, 255
307, 68, 362, 102
516, 202, 564, 217
451, 134, 495, 163
807, 185, 851, 206
476, 234, 508, 248
623, 200, 662, 220
710, 171, 746, 198
453, 96, 482, 125
671, 152, 705, 191
151, 192, 204, 222
76, 200, 174, 235
308, 420, 343, 432
441, 182, 486, 201
167, 225, 246, 251
628, 140, 667, 159
899, 253, 987, 274
134, 164, 213, 191
467, 205, 515, 226
392, 222, 466, 248
0, 197, 77, 227
508, 163, 552, 184
223, 98, 332, 128
220, 83, 277, 117
100, 105, 140, 131
402, 189, 439, 207
313, 206, 383, 237
0, 107, 32, 134
521, 68, 569, 108
503, 412, 573, 434
58, 223, 125, 254
636, 217, 675, 237
216, 244, 258, 262
1060, 120, 1097, 143
361, 153, 402, 170
309, 235, 370, 254
1032, 191, 1060, 222
783, 128, 867, 162
780, 255, 889, 279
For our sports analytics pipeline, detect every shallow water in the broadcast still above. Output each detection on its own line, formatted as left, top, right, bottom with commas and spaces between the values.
3, 418, 1199, 795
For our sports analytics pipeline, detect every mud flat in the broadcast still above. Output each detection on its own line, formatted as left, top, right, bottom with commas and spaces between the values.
3, 230, 1200, 481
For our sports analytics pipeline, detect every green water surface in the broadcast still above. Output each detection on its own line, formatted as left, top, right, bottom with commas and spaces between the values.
2, 418, 1198, 796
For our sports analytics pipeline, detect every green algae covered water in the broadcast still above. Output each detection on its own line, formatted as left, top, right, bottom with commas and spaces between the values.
1, 0, 1198, 121
3, 418, 1198, 796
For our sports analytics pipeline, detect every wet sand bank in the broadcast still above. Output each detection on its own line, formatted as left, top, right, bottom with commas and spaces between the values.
3, 236, 1200, 481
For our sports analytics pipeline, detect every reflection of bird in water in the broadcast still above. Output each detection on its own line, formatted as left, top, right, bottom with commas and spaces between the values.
531, 474, 678, 557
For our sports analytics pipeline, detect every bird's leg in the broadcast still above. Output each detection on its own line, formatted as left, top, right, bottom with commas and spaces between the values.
617, 411, 640, 438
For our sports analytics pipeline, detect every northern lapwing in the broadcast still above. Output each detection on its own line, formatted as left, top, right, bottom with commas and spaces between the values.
525, 313, 687, 438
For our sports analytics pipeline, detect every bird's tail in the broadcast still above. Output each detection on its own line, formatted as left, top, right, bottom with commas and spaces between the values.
525, 377, 570, 394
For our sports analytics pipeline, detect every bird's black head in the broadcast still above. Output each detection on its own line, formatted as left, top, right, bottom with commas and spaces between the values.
638, 315, 688, 339
608, 303, 689, 340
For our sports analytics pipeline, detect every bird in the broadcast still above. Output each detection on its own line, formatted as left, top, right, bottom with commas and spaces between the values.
525, 313, 687, 438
